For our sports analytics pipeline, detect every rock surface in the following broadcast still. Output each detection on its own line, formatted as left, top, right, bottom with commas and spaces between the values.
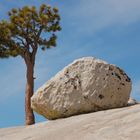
31, 57, 132, 119
0, 104, 140, 140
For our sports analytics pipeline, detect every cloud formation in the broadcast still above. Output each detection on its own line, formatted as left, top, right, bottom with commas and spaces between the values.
64, 0, 140, 33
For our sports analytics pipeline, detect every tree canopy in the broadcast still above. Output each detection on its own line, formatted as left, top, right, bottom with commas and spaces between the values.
0, 4, 61, 58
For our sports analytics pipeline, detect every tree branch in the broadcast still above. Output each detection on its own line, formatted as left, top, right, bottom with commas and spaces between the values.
37, 25, 44, 39
15, 36, 25, 46
31, 44, 38, 62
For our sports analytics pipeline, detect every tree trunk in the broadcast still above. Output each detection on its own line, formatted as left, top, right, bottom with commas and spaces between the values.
25, 61, 35, 125
23, 44, 37, 125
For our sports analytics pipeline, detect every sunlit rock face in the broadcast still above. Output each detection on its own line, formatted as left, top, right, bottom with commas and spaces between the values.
31, 57, 132, 119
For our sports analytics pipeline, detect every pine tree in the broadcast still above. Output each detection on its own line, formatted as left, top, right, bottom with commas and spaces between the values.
0, 4, 61, 125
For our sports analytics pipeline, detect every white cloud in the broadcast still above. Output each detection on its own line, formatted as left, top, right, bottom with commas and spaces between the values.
64, 0, 140, 33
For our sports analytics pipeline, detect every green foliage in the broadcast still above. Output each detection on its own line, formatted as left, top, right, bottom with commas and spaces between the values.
0, 4, 61, 58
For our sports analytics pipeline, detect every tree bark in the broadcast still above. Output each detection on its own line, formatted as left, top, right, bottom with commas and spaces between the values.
22, 44, 37, 125
25, 61, 35, 125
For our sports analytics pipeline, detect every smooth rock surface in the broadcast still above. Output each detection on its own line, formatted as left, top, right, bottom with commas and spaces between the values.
31, 57, 132, 119
0, 104, 140, 140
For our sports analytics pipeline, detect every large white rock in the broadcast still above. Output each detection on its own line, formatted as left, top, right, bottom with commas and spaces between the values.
31, 57, 132, 119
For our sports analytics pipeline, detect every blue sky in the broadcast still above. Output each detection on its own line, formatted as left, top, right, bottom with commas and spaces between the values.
0, 0, 140, 128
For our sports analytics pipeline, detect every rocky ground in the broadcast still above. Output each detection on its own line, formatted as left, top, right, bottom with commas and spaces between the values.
0, 104, 140, 140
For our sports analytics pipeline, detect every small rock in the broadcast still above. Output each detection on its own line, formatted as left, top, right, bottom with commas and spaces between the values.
127, 98, 138, 106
